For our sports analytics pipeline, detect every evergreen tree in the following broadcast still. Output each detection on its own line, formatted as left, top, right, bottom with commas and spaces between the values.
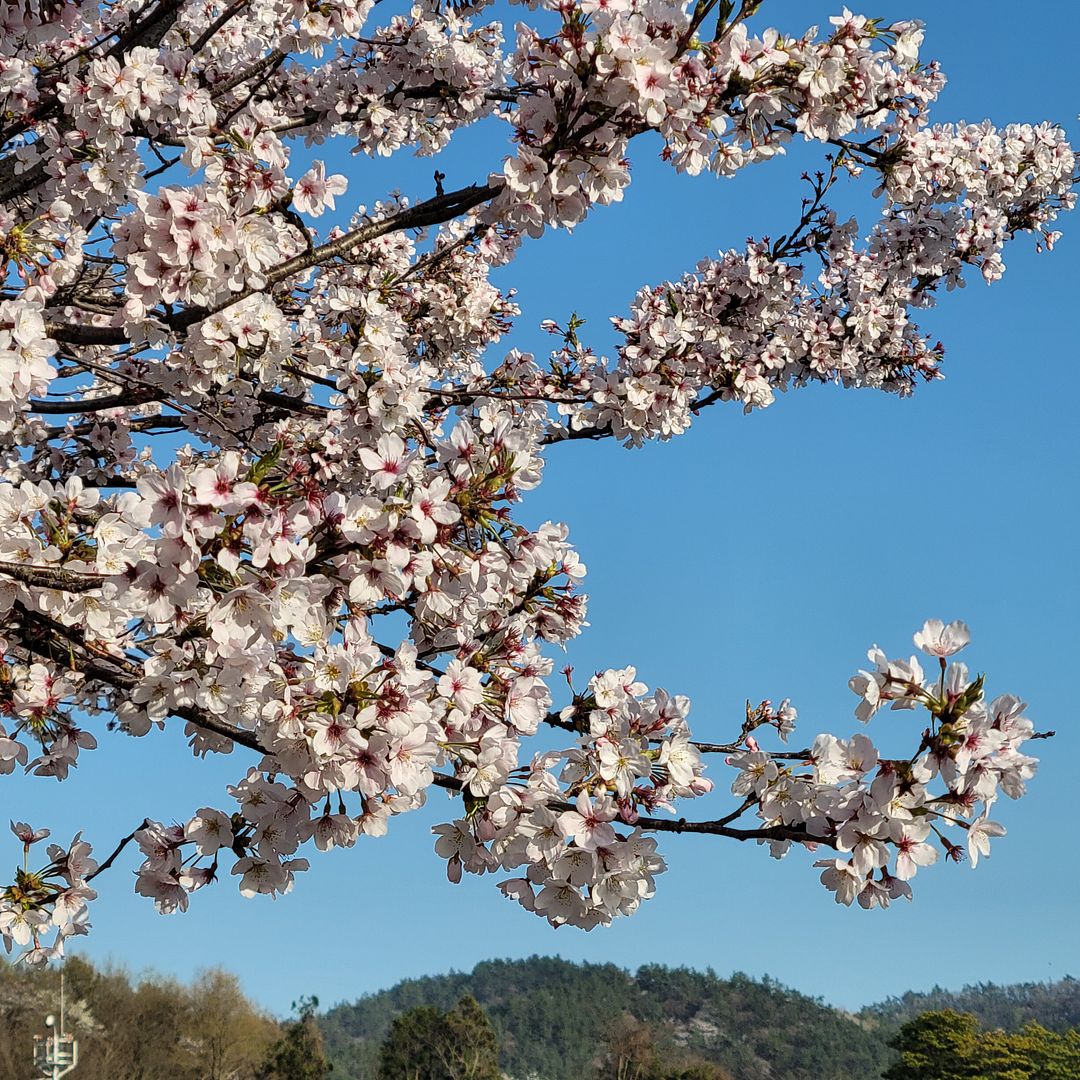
884, 1010, 980, 1080
260, 996, 332, 1080
377, 996, 501, 1080
377, 1005, 447, 1080
438, 996, 503, 1080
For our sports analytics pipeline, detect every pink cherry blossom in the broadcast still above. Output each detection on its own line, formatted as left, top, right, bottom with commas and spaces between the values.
292, 163, 348, 217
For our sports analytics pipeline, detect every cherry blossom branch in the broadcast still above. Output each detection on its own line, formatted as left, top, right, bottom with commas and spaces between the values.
691, 741, 813, 760
86, 820, 153, 883
430, 771, 832, 847
0, 563, 107, 593
174, 706, 267, 753
639, 817, 835, 846
10, 602, 142, 679
43, 182, 500, 348
7, 602, 271, 754
0, 0, 1072, 954
27, 386, 326, 420
189, 0, 251, 56
208, 48, 288, 99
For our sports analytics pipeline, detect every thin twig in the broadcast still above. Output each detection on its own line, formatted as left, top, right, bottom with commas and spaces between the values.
86, 820, 153, 883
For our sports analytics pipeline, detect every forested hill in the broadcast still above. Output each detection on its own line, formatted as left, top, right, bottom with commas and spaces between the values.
320, 957, 886, 1080
864, 975, 1080, 1033
319, 959, 1080, 1080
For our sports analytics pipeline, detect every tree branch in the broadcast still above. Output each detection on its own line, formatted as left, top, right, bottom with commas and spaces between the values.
45, 182, 501, 347
638, 815, 835, 846
86, 820, 153, 883
0, 562, 107, 593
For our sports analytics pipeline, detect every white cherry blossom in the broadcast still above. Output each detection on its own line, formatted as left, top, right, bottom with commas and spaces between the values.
0, 0, 1069, 961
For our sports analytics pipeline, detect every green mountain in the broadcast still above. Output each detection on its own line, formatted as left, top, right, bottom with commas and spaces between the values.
319, 957, 888, 1080
319, 959, 1080, 1080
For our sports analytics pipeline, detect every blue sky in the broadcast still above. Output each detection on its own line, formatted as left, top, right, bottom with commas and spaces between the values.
6, 0, 1079, 1015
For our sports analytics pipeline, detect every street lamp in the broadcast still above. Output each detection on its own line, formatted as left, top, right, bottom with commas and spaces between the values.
32, 968, 78, 1079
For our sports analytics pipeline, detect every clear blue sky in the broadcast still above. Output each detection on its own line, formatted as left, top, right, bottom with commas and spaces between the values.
7, 0, 1079, 1015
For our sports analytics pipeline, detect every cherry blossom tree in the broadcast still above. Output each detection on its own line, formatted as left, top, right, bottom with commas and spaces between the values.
0, 0, 1073, 963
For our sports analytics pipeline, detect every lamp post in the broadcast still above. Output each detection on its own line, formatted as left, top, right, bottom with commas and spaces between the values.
32, 966, 77, 1080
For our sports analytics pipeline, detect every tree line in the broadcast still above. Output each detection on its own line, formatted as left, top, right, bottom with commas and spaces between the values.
372, 997, 1080, 1080
0, 957, 329, 1080
4, 956, 1079, 1079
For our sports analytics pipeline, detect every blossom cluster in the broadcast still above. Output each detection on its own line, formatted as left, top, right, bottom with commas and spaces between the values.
0, 301, 56, 431
437, 668, 710, 928
0, 824, 96, 964
548, 122, 1075, 443
0, 0, 1073, 962
493, 6, 943, 235
113, 185, 303, 321
730, 621, 1037, 909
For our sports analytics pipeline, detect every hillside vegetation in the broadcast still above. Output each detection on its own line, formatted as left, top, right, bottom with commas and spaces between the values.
0, 958, 329, 1080
325, 958, 879, 1080
320, 959, 1080, 1080
866, 978, 1080, 1033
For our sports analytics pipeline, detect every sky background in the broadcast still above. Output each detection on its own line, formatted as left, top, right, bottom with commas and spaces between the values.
6, 0, 1080, 1017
